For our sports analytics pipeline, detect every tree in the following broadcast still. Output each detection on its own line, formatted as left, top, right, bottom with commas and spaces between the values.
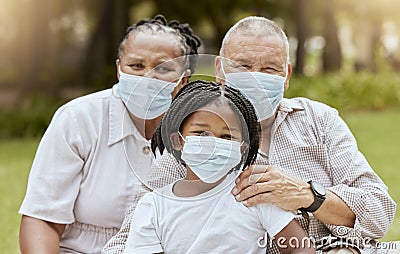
293, 0, 308, 75
321, 1, 342, 72
152, 0, 240, 53
81, 0, 130, 89
13, 0, 72, 97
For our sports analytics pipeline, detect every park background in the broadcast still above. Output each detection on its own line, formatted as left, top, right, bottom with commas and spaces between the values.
1, 0, 400, 252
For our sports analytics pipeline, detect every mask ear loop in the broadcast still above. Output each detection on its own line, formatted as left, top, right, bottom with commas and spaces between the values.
178, 132, 186, 142
220, 57, 227, 79
174, 72, 186, 88
219, 58, 227, 97
284, 63, 289, 80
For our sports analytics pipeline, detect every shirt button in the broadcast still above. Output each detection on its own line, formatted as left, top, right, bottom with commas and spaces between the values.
143, 146, 151, 154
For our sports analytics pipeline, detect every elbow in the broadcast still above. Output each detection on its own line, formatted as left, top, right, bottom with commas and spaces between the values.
359, 197, 396, 238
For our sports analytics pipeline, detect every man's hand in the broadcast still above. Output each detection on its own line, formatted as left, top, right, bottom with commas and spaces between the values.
232, 165, 314, 211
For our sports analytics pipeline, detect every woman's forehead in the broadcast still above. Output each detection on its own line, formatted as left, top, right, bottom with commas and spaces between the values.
122, 31, 183, 60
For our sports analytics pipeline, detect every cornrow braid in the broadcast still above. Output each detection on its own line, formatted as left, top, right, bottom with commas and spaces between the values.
117, 14, 201, 73
151, 80, 260, 170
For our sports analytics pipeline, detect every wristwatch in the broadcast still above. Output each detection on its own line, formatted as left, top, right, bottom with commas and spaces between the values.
300, 180, 326, 213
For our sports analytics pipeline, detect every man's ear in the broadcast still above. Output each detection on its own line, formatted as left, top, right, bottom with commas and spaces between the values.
215, 56, 225, 84
170, 132, 183, 151
284, 63, 292, 90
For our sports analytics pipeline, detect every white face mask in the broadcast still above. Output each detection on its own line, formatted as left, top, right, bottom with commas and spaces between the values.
179, 134, 242, 183
117, 69, 183, 119
221, 63, 286, 121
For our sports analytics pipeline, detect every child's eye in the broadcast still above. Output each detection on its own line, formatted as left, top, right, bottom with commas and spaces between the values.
221, 134, 233, 140
221, 134, 241, 141
193, 131, 213, 137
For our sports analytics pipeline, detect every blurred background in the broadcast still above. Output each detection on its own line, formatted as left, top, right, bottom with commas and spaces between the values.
1, 0, 400, 252
1, 0, 400, 119
1, 0, 400, 135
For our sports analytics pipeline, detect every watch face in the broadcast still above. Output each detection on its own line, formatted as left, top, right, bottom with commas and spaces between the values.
313, 182, 326, 196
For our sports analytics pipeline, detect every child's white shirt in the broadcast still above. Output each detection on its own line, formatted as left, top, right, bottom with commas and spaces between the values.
124, 172, 295, 254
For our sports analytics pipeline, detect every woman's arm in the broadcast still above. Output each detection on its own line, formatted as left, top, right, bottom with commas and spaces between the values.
19, 215, 66, 254
19, 106, 85, 254
274, 219, 315, 254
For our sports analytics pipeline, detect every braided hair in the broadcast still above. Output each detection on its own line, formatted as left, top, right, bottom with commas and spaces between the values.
151, 80, 260, 170
117, 14, 201, 74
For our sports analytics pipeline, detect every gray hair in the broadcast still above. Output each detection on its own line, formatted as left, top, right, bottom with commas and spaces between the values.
220, 16, 290, 64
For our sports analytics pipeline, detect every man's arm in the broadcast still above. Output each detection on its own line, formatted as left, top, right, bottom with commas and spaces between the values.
19, 215, 66, 254
232, 165, 356, 227
318, 110, 396, 238
232, 108, 396, 238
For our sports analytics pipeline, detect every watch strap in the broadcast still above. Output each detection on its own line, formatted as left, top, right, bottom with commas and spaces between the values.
300, 180, 326, 213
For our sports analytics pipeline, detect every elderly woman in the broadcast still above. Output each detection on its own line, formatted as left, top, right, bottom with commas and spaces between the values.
18, 14, 201, 254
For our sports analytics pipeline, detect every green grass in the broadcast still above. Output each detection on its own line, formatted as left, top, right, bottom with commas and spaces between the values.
0, 138, 40, 252
0, 109, 399, 252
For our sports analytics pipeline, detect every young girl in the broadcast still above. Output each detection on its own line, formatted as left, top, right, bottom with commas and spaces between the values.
124, 80, 315, 254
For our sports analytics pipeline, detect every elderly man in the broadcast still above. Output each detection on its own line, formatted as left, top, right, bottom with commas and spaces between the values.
215, 16, 396, 254
103, 16, 396, 254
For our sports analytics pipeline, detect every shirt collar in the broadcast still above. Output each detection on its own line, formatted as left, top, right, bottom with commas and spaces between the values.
278, 98, 305, 113
108, 84, 143, 145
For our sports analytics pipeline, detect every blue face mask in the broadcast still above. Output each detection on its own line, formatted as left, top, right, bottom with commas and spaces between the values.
179, 134, 242, 183
222, 65, 286, 121
117, 69, 183, 119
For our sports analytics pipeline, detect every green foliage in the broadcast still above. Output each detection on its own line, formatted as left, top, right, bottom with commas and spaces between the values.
286, 73, 400, 111
0, 96, 64, 139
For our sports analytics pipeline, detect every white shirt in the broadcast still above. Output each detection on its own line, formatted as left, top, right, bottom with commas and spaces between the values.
125, 172, 295, 254
19, 84, 154, 253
